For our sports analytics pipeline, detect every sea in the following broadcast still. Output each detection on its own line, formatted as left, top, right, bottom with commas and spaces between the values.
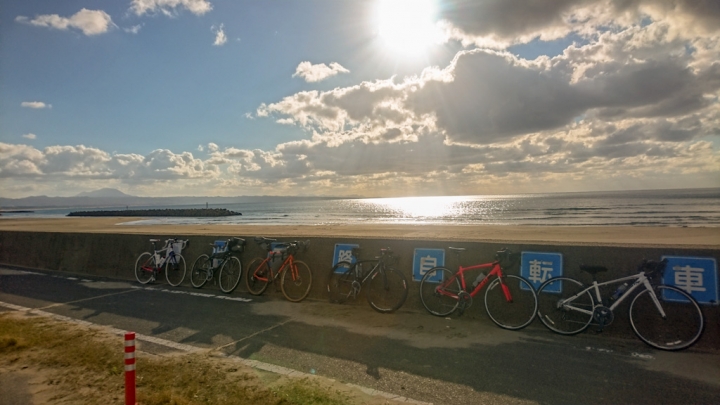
2, 188, 719, 227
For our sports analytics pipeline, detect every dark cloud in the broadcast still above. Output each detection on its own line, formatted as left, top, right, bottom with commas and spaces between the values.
438, 0, 720, 41
408, 50, 586, 143
438, 0, 586, 40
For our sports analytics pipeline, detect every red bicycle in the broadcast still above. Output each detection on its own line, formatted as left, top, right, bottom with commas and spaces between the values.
245, 237, 312, 302
419, 248, 538, 330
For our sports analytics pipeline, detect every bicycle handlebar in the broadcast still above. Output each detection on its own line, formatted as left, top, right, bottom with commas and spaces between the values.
495, 248, 519, 269
638, 258, 667, 277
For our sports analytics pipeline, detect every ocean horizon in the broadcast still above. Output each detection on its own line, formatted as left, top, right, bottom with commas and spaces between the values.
2, 187, 719, 228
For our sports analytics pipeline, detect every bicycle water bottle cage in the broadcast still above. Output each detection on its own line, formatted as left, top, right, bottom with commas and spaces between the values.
580, 265, 607, 280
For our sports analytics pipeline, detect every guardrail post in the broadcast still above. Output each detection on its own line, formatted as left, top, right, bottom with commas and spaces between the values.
124, 332, 136, 405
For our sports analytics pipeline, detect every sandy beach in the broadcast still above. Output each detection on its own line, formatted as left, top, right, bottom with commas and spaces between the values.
0, 217, 717, 248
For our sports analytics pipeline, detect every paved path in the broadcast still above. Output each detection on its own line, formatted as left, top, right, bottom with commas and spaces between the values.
1, 268, 719, 405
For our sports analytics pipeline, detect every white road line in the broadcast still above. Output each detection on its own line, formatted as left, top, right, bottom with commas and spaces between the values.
1, 268, 252, 303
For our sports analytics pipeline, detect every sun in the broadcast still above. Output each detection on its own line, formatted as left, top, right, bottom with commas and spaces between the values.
376, 0, 441, 55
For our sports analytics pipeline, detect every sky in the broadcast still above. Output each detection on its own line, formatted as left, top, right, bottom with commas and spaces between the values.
1, 0, 719, 198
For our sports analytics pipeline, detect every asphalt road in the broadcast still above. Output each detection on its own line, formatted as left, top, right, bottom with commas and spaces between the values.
1, 267, 719, 405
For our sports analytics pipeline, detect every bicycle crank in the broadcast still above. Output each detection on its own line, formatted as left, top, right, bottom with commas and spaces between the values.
457, 291, 473, 316
592, 305, 614, 332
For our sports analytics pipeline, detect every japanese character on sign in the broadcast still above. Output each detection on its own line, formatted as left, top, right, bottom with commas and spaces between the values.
662, 256, 718, 305
528, 259, 553, 284
338, 248, 354, 264
419, 255, 437, 276
673, 265, 706, 294
332, 243, 359, 271
521, 252, 563, 292
413, 248, 445, 282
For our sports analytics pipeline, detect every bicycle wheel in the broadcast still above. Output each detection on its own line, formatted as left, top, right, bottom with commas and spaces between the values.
165, 254, 186, 286
629, 285, 704, 351
536, 277, 594, 335
484, 274, 538, 330
134, 252, 156, 284
246, 257, 271, 296
281, 260, 312, 302
190, 254, 211, 288
218, 256, 242, 293
328, 261, 359, 303
366, 266, 408, 313
419, 267, 460, 316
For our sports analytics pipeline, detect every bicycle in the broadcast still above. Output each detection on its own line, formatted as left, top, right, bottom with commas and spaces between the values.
536, 259, 705, 351
245, 237, 312, 302
419, 248, 538, 330
134, 238, 189, 286
190, 237, 246, 293
328, 247, 408, 313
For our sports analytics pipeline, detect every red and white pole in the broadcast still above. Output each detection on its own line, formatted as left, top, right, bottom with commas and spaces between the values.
124, 332, 136, 405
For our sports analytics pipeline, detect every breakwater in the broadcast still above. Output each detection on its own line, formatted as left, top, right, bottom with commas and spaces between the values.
67, 208, 241, 217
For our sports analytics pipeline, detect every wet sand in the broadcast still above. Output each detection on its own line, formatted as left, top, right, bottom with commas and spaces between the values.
0, 217, 717, 248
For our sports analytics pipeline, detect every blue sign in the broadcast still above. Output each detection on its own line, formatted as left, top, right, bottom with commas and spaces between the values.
332, 244, 360, 273
521, 252, 563, 292
661, 256, 718, 305
413, 248, 445, 282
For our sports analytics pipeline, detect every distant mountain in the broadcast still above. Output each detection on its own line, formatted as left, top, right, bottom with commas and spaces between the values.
0, 193, 342, 209
75, 188, 133, 198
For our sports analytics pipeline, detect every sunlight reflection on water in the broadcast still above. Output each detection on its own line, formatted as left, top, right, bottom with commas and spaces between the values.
361, 196, 480, 218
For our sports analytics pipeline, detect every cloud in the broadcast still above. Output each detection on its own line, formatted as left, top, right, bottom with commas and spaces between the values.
292, 62, 350, 83
436, 0, 720, 48
22, 134, 37, 140
21, 101, 51, 109
212, 24, 227, 46
124, 25, 142, 34
130, 0, 213, 17
3, 0, 719, 197
16, 9, 114, 36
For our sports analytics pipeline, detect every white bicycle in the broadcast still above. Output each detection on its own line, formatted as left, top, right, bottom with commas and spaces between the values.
134, 238, 189, 286
536, 259, 704, 351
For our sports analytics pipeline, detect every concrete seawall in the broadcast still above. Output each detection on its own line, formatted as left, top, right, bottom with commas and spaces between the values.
1, 230, 718, 350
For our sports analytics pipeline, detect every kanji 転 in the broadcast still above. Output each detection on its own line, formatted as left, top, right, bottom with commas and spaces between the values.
528, 259, 553, 284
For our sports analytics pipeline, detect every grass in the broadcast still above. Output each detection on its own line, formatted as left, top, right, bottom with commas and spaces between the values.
0, 313, 354, 404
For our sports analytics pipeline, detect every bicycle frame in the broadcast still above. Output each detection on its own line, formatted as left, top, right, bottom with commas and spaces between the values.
146, 240, 182, 271
251, 251, 298, 283
438, 261, 512, 301
559, 272, 665, 317
356, 261, 383, 284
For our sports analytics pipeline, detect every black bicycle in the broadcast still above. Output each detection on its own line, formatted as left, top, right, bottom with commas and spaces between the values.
328, 247, 408, 313
190, 237, 245, 293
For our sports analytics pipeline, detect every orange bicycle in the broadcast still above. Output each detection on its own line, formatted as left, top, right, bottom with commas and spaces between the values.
245, 237, 312, 302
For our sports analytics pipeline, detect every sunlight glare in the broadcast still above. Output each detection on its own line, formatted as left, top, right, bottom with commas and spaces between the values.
364, 196, 468, 219
376, 0, 441, 55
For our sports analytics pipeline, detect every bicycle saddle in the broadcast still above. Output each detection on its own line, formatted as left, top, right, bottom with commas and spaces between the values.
580, 265, 608, 275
